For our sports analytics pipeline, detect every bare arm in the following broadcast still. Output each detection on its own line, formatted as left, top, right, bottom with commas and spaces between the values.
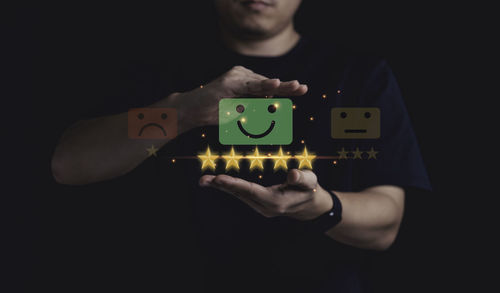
51, 66, 308, 185
326, 185, 405, 250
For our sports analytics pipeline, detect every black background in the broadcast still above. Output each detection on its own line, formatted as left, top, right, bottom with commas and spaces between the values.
4, 2, 486, 292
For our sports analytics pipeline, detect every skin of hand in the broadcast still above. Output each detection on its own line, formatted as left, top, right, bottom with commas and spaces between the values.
158, 65, 308, 134
199, 169, 333, 221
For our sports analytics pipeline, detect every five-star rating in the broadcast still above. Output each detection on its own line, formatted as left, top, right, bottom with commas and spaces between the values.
198, 146, 316, 172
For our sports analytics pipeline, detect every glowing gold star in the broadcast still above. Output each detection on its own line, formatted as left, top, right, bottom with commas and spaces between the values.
367, 147, 378, 159
246, 147, 265, 171
272, 147, 291, 171
338, 147, 349, 159
146, 145, 159, 157
198, 146, 218, 171
222, 146, 243, 171
352, 147, 363, 159
295, 147, 316, 169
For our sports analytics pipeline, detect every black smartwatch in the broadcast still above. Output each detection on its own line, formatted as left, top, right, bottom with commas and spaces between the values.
307, 190, 343, 234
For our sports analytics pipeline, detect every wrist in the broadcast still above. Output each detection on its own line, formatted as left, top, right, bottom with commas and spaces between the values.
306, 189, 343, 233
312, 186, 334, 218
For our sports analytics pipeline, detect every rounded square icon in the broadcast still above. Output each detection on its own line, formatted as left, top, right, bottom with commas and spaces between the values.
331, 107, 380, 139
219, 98, 293, 145
128, 108, 177, 139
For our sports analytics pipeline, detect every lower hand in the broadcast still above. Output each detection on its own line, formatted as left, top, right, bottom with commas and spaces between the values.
199, 169, 333, 221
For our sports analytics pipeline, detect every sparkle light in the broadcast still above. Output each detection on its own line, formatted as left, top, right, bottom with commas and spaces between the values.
198, 146, 218, 171
300, 140, 305, 144
200, 85, 204, 88
295, 146, 316, 169
201, 133, 206, 138
337, 89, 341, 94
222, 146, 243, 171
309, 116, 314, 121
171, 159, 176, 163
292, 104, 296, 109
258, 175, 263, 179
322, 94, 327, 99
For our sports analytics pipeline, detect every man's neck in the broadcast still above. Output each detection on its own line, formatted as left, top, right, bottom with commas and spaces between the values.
220, 23, 300, 57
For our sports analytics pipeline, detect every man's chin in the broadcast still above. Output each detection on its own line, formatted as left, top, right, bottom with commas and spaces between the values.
235, 23, 275, 39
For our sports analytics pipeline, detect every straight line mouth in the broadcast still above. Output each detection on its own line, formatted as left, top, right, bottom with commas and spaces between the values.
344, 129, 367, 133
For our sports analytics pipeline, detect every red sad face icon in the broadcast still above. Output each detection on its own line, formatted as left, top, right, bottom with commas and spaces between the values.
128, 108, 177, 139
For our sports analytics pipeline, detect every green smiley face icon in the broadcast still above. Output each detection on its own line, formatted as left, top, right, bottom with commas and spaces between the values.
219, 98, 293, 145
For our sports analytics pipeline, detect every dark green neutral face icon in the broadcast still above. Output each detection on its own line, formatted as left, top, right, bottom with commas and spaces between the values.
219, 98, 293, 145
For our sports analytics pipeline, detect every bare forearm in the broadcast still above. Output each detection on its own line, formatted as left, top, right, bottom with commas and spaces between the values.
51, 97, 177, 185
325, 186, 405, 251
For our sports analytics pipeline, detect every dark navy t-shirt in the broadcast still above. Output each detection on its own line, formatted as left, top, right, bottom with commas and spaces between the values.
81, 37, 431, 292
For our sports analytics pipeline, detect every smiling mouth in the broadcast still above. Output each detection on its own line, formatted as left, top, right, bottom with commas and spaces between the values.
344, 129, 367, 133
237, 120, 275, 138
139, 123, 167, 136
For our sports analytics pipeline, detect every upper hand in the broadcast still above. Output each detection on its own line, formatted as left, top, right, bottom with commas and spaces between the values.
162, 65, 308, 133
199, 169, 332, 221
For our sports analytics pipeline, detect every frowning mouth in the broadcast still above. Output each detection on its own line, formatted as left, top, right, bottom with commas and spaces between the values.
237, 120, 275, 138
139, 123, 167, 136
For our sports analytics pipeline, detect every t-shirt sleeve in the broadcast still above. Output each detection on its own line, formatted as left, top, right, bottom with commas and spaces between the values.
350, 59, 431, 191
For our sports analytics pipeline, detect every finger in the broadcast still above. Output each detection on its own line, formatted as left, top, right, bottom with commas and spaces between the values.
210, 174, 271, 202
269, 185, 314, 208
290, 84, 308, 96
286, 169, 317, 190
199, 175, 216, 187
242, 78, 280, 95
275, 81, 308, 96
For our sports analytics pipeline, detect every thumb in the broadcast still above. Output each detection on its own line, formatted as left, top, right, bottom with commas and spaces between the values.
286, 169, 317, 190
